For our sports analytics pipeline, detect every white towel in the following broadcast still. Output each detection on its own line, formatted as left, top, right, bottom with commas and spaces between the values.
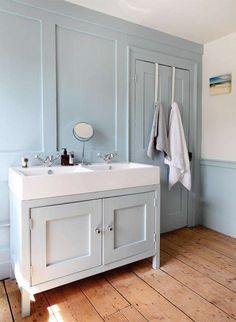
164, 102, 191, 191
147, 102, 170, 159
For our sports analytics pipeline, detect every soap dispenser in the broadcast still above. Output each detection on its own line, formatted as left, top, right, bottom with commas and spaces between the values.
61, 148, 69, 166
69, 151, 74, 166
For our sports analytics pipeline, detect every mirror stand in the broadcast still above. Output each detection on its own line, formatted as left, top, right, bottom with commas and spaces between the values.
81, 141, 89, 166
73, 122, 94, 165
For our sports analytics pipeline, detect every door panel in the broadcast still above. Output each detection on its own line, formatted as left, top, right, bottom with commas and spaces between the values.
132, 60, 155, 164
114, 205, 145, 248
164, 68, 190, 231
46, 214, 90, 266
31, 200, 102, 285
103, 192, 155, 264
131, 59, 190, 232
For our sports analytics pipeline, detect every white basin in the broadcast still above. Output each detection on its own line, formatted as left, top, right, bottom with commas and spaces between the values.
87, 162, 151, 171
9, 163, 160, 200
16, 166, 91, 176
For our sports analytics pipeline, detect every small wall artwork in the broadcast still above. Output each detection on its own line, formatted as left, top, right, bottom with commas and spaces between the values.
209, 74, 231, 95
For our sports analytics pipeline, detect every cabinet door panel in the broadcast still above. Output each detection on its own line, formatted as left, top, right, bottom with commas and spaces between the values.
46, 214, 90, 266
114, 205, 145, 248
103, 192, 155, 264
31, 200, 102, 285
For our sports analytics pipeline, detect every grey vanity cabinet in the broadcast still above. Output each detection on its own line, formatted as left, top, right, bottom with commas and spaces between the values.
10, 185, 159, 317
30, 191, 156, 285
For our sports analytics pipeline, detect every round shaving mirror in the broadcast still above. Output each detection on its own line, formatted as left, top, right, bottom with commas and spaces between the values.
73, 122, 94, 165
73, 122, 94, 141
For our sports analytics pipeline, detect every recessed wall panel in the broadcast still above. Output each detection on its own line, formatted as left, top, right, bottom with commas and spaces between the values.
0, 12, 42, 152
56, 26, 116, 158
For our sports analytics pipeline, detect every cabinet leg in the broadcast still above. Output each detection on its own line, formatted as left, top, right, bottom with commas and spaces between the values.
21, 288, 31, 317
152, 254, 160, 270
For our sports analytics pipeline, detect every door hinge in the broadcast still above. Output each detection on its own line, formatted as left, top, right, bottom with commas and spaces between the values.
29, 218, 33, 230
154, 233, 156, 243
30, 265, 33, 276
134, 74, 138, 83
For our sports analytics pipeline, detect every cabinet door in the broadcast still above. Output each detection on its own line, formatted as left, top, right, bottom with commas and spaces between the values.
103, 192, 155, 264
31, 200, 102, 285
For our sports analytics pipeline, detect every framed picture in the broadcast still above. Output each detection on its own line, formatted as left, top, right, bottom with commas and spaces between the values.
209, 74, 231, 95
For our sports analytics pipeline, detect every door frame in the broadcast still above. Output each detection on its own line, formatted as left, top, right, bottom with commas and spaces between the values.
128, 46, 202, 228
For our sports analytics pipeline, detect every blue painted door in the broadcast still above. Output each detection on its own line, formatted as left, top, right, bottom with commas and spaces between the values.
131, 59, 190, 232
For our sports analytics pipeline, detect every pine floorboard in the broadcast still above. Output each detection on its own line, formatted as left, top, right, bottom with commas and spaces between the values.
1, 226, 236, 321
0, 281, 13, 322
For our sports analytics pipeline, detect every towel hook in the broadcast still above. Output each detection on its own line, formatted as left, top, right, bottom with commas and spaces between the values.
154, 63, 159, 109
171, 66, 176, 104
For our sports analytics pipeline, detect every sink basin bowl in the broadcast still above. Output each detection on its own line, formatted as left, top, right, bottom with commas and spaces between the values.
87, 162, 152, 171
16, 166, 92, 176
9, 163, 160, 200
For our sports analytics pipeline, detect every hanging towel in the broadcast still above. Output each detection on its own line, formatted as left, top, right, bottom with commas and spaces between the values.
147, 102, 170, 159
164, 102, 191, 191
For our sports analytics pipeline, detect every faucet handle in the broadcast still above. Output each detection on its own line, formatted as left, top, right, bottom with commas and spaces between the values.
106, 152, 117, 160
49, 154, 60, 162
110, 152, 117, 159
35, 154, 45, 162
97, 152, 117, 163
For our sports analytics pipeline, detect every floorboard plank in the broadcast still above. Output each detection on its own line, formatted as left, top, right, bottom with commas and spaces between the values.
161, 236, 236, 292
79, 275, 129, 319
105, 267, 192, 321
104, 311, 129, 322
45, 281, 103, 322
163, 230, 236, 274
132, 260, 234, 321
0, 281, 13, 322
4, 279, 56, 322
190, 226, 236, 246
173, 229, 236, 260
105, 306, 147, 322
177, 227, 236, 250
120, 306, 148, 322
160, 250, 236, 319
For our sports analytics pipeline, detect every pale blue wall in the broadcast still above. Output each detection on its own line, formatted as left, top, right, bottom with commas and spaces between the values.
201, 160, 236, 238
0, 0, 202, 278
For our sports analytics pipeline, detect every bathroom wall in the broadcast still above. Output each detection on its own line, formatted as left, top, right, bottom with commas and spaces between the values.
201, 32, 236, 237
0, 0, 202, 278
202, 32, 236, 161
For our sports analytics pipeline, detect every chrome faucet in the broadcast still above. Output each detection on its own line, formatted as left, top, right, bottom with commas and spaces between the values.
35, 153, 60, 167
97, 152, 117, 164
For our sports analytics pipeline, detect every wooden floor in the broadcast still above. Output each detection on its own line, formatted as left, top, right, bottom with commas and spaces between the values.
1, 226, 236, 322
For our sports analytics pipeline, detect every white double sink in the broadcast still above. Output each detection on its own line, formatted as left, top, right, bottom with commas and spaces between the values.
9, 162, 160, 201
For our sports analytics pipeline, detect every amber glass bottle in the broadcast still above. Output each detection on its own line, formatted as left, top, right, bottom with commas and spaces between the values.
61, 148, 69, 166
